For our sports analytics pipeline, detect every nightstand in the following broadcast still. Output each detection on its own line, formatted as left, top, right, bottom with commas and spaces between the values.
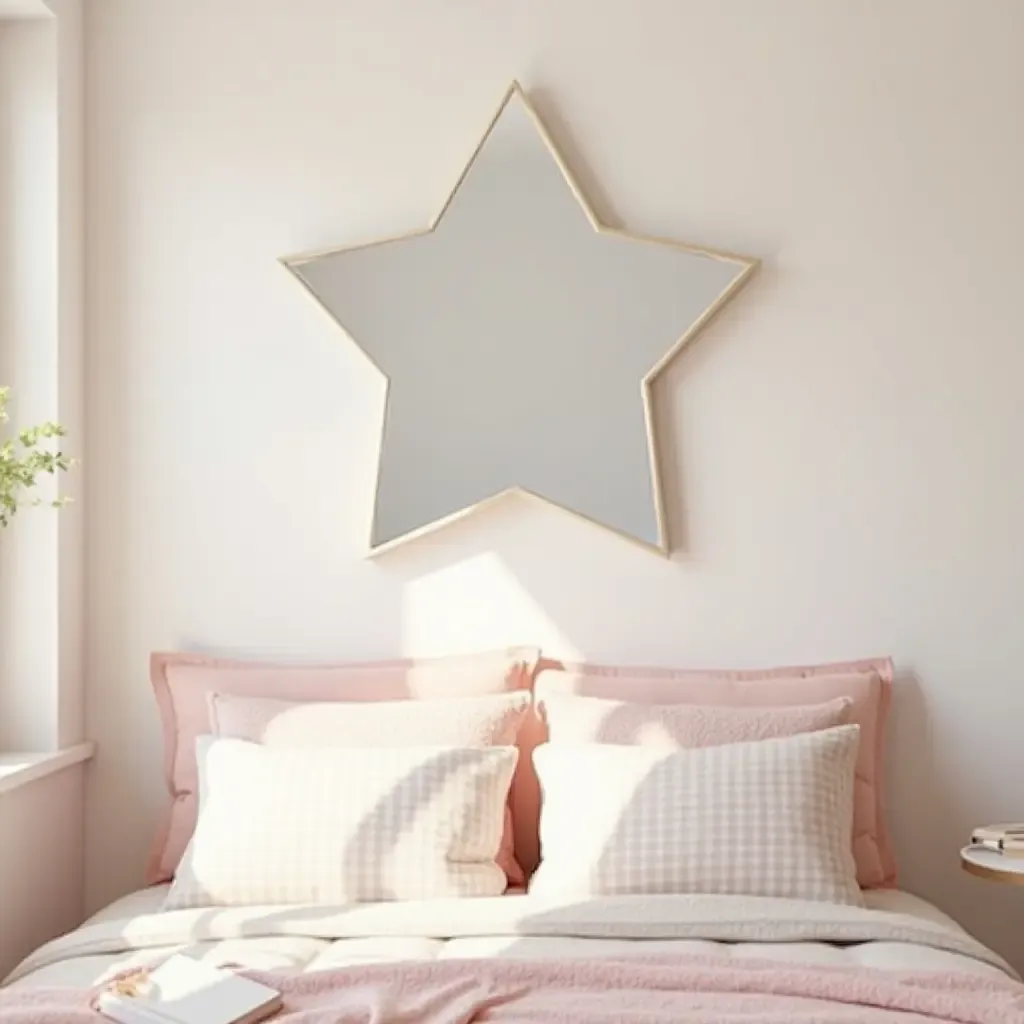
961, 845, 1024, 885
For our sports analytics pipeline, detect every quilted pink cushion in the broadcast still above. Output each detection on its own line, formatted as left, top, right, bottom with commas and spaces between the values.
515, 656, 895, 889
148, 647, 539, 888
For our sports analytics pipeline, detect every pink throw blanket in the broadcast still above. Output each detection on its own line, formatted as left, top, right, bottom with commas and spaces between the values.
3, 954, 1023, 1023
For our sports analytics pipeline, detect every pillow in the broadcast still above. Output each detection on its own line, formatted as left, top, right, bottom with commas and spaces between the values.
208, 691, 531, 748
535, 689, 853, 747
206, 690, 531, 889
516, 657, 893, 888
529, 725, 863, 907
164, 738, 519, 909
147, 646, 539, 886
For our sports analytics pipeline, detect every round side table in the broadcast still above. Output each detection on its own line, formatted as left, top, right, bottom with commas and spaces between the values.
961, 845, 1024, 885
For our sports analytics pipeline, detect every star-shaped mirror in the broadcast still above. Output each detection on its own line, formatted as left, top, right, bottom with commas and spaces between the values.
282, 82, 757, 555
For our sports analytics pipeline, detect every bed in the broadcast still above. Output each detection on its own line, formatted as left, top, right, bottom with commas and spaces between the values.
1, 883, 1014, 987
2, 648, 1021, 1021
2, 885, 1019, 1019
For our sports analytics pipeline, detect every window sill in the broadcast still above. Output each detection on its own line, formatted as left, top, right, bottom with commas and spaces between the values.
0, 742, 95, 796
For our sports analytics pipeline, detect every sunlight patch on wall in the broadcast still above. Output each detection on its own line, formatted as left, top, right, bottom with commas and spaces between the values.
400, 551, 583, 660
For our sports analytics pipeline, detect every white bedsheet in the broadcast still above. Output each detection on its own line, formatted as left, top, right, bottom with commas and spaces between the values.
3, 885, 1012, 991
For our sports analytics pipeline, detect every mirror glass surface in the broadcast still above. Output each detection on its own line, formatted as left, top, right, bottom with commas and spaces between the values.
288, 89, 751, 552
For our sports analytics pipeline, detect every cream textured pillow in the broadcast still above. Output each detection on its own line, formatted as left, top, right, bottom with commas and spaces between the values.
536, 689, 853, 748
207, 690, 531, 748
529, 725, 863, 906
164, 738, 518, 909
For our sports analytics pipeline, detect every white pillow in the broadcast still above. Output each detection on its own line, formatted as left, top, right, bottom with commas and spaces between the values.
164, 737, 518, 909
529, 724, 863, 906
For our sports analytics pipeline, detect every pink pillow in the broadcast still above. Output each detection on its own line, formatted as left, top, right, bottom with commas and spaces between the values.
515, 656, 895, 889
148, 647, 539, 888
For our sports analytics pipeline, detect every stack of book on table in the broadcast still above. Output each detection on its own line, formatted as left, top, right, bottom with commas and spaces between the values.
969, 823, 1024, 857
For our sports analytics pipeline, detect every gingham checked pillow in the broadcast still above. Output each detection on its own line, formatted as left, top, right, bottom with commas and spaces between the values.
163, 738, 518, 909
529, 725, 863, 906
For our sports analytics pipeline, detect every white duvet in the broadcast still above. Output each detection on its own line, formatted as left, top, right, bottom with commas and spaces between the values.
3, 885, 1013, 991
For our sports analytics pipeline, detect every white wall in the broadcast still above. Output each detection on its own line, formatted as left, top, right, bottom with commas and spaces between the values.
0, 764, 86, 978
83, 0, 1024, 965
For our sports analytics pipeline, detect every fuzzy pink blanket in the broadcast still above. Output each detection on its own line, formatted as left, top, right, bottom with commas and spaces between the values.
2, 954, 1023, 1023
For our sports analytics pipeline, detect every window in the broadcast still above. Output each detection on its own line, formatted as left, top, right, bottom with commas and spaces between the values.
0, 3, 84, 753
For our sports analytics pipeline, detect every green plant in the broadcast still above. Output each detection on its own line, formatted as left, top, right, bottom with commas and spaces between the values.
0, 386, 72, 527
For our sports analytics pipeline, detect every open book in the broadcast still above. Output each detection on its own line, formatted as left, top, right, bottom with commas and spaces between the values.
96, 954, 282, 1024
